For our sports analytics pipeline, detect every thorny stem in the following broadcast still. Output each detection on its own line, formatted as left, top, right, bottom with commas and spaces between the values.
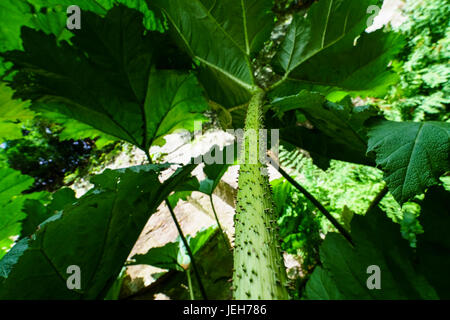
233, 89, 289, 300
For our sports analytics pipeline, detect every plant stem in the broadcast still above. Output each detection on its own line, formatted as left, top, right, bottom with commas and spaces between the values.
233, 89, 289, 300
186, 268, 195, 300
144, 149, 152, 165
145, 151, 207, 299
270, 154, 354, 245
267, 73, 289, 92
210, 195, 230, 249
366, 185, 389, 214
165, 199, 208, 300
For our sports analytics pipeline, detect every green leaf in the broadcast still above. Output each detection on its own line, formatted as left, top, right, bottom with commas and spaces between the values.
31, 109, 116, 148
0, 168, 34, 258
279, 126, 372, 168
273, 0, 401, 97
0, 238, 29, 279
29, 0, 164, 31
198, 66, 252, 112
304, 266, 343, 300
367, 120, 450, 203
0, 0, 164, 68
272, 91, 378, 166
274, 0, 376, 75
0, 1, 75, 53
167, 175, 200, 208
0, 163, 197, 299
167, 143, 238, 206
20, 188, 77, 238
186, 226, 218, 256
270, 178, 292, 216
306, 187, 450, 299
149, 0, 274, 92
2, 6, 208, 151
282, 31, 403, 97
143, 70, 209, 147
417, 187, 450, 299
0, 83, 34, 142
0, 0, 33, 52
128, 226, 218, 271
130, 242, 182, 271
308, 207, 439, 299
199, 143, 238, 195
29, 0, 109, 14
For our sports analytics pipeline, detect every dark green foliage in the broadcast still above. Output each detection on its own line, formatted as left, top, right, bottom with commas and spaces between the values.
305, 187, 450, 299
0, 83, 34, 142
272, 0, 316, 16
416, 187, 450, 299
0, 0, 448, 301
149, 0, 274, 93
272, 91, 379, 168
304, 267, 343, 300
0, 163, 196, 299
0, 168, 34, 258
272, 0, 402, 98
2, 5, 207, 151
20, 188, 76, 238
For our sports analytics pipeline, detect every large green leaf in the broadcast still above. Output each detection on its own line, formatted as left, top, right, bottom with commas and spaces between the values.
367, 120, 450, 203
149, 0, 275, 94
305, 211, 436, 300
305, 187, 450, 300
304, 266, 343, 300
0, 0, 76, 53
271, 91, 378, 167
0, 83, 34, 142
0, 238, 28, 279
0, 168, 34, 258
0, 0, 164, 67
281, 31, 403, 98
0, 163, 197, 299
29, 0, 163, 31
29, 0, 109, 14
2, 6, 208, 151
0, 0, 33, 52
279, 126, 373, 169
0, 1, 74, 78
20, 188, 77, 239
274, 0, 376, 74
416, 187, 450, 299
272, 0, 401, 97
197, 66, 252, 112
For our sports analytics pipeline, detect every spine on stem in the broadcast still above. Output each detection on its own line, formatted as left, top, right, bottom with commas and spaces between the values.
233, 89, 289, 300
